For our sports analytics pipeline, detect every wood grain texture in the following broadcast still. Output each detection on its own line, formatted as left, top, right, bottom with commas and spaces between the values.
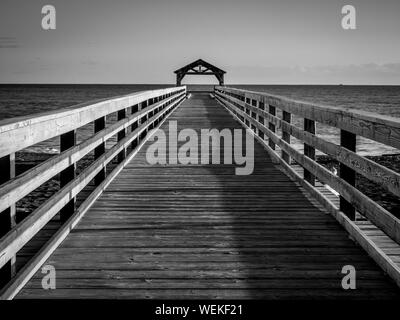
16, 93, 400, 299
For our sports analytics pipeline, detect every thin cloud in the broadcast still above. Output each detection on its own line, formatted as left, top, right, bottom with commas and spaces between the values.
229, 63, 400, 84
0, 36, 19, 48
81, 59, 99, 66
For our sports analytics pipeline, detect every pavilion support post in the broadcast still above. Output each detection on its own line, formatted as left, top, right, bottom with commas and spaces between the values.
218, 73, 224, 86
176, 73, 183, 86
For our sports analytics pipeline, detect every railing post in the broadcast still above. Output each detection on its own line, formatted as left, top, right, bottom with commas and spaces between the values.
258, 100, 265, 140
94, 117, 106, 185
137, 102, 143, 143
304, 119, 316, 185
251, 100, 257, 133
282, 111, 291, 163
60, 130, 76, 222
268, 105, 276, 150
340, 130, 356, 220
161, 99, 166, 120
245, 97, 250, 127
154, 98, 159, 126
130, 104, 139, 149
140, 100, 148, 141
0, 153, 16, 287
117, 108, 127, 163
240, 94, 245, 122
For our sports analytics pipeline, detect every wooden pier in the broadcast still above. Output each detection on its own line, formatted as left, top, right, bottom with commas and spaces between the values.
1, 85, 400, 299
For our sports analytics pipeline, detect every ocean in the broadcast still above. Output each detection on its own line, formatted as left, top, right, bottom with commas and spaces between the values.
0, 84, 399, 156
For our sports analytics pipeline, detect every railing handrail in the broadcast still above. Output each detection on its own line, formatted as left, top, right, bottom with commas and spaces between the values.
0, 86, 187, 298
0, 86, 186, 158
215, 86, 400, 246
0, 91, 183, 213
215, 86, 400, 150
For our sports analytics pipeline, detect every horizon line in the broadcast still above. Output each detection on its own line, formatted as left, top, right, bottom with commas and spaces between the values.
1, 83, 400, 86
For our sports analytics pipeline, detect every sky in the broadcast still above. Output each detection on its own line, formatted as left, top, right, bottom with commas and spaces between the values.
0, 0, 399, 84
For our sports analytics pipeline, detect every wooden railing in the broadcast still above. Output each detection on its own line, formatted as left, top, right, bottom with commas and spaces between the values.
0, 86, 186, 298
215, 86, 400, 243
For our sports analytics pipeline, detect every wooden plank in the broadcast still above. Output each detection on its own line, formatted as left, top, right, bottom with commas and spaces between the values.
15, 288, 400, 299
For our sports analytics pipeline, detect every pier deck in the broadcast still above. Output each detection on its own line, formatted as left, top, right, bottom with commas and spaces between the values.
15, 94, 400, 299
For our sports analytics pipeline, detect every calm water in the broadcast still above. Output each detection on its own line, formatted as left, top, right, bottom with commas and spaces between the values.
0, 84, 399, 155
